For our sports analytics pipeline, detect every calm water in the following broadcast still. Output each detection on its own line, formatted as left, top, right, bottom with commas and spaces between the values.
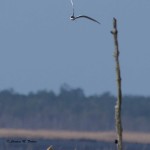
0, 138, 150, 150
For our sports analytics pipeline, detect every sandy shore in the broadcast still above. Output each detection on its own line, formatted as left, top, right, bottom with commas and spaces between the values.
0, 129, 150, 144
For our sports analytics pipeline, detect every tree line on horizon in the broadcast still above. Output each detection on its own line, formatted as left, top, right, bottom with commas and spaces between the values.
0, 85, 150, 132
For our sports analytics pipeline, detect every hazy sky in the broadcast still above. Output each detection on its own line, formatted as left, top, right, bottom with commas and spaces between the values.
0, 0, 150, 96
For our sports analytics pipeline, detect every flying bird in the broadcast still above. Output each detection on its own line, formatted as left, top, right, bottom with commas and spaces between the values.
70, 0, 100, 25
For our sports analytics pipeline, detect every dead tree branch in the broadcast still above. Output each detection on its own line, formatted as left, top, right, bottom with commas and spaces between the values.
111, 18, 123, 150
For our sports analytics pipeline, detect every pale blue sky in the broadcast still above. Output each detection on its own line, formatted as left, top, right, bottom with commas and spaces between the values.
0, 0, 150, 96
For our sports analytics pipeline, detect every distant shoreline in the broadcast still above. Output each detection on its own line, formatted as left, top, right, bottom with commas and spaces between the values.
0, 129, 150, 144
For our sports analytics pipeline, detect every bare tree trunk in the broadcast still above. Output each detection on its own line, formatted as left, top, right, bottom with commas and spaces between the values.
111, 18, 123, 150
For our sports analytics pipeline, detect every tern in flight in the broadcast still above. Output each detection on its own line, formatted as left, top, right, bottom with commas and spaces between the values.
70, 0, 100, 24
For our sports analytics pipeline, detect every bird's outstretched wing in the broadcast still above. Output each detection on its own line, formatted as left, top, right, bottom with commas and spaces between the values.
69, 0, 100, 25
75, 15, 100, 24
70, 0, 74, 7
70, 0, 74, 16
